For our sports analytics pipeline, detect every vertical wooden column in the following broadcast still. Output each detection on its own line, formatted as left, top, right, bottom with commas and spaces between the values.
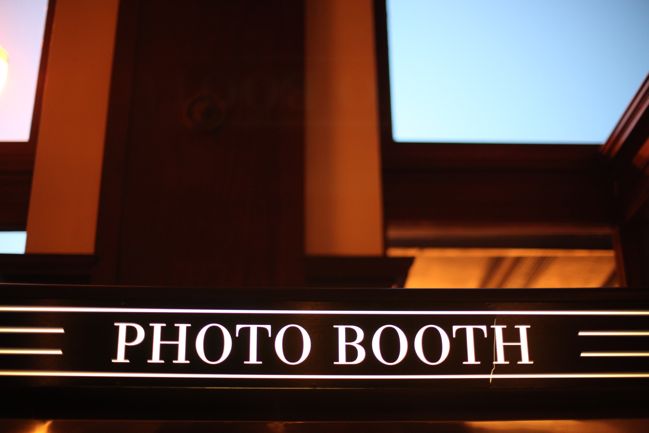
27, 0, 119, 253
304, 0, 384, 256
95, 0, 304, 286
605, 77, 649, 288
615, 208, 649, 287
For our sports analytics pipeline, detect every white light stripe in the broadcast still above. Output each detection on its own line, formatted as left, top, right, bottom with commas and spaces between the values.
0, 327, 64, 334
581, 352, 649, 358
0, 349, 62, 356
579, 331, 649, 337
0, 306, 648, 316
0, 371, 647, 379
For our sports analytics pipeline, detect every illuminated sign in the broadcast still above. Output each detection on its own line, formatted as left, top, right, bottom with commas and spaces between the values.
1, 305, 649, 383
1, 285, 648, 419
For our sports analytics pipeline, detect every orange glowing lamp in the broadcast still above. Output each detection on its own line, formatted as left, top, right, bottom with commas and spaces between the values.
0, 45, 8, 94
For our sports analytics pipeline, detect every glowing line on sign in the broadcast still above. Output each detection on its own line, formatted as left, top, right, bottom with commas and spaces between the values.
579, 331, 649, 337
0, 371, 647, 379
0, 306, 648, 316
581, 352, 649, 358
0, 327, 64, 334
0, 349, 62, 356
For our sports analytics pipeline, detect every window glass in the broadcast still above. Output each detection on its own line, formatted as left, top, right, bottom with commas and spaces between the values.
0, 231, 26, 254
0, 0, 49, 142
386, 0, 649, 144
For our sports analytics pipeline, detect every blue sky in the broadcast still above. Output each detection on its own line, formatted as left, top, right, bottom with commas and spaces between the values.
387, 0, 649, 144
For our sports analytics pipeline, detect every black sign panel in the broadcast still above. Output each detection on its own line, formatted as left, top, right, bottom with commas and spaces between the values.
0, 285, 648, 420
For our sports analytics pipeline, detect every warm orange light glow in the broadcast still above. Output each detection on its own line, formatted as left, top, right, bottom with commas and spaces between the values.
30, 420, 52, 433
388, 247, 617, 288
0, 45, 8, 94
465, 419, 634, 433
